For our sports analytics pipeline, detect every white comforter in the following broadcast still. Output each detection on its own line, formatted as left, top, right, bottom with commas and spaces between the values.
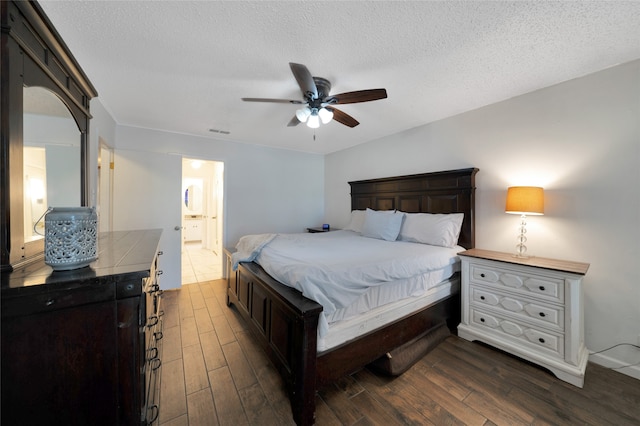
233, 230, 462, 337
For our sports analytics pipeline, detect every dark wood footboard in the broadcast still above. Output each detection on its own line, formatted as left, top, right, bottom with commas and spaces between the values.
227, 259, 322, 426
226, 252, 460, 425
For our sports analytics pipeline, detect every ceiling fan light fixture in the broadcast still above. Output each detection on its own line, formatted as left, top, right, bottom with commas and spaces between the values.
296, 107, 311, 123
318, 107, 333, 124
242, 62, 386, 130
307, 111, 320, 128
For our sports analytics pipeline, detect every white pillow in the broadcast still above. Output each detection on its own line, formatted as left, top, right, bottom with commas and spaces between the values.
343, 210, 366, 233
398, 212, 464, 248
361, 208, 404, 241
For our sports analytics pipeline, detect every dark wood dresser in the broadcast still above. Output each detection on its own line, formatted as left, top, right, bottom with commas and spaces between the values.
1, 229, 164, 425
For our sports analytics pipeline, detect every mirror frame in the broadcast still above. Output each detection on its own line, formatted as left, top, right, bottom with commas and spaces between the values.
1, 1, 98, 271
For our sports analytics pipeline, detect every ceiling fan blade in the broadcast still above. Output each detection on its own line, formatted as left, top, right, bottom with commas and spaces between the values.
287, 116, 301, 127
329, 88, 387, 105
327, 107, 359, 128
289, 63, 318, 100
242, 97, 306, 104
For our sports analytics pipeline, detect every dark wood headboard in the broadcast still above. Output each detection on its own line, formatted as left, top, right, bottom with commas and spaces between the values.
349, 168, 479, 249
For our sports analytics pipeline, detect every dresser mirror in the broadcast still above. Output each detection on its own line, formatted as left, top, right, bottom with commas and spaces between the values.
23, 86, 82, 241
1, 1, 97, 271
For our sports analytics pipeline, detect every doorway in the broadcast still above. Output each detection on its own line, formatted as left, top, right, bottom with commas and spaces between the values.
97, 138, 114, 232
181, 158, 224, 284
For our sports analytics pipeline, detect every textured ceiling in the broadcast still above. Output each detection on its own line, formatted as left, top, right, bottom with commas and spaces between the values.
39, 1, 640, 154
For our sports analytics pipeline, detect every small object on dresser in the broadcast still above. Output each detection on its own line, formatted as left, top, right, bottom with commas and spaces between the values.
323, 223, 330, 230
42, 207, 98, 270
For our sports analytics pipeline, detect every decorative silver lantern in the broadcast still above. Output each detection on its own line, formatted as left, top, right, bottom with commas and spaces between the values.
44, 207, 98, 271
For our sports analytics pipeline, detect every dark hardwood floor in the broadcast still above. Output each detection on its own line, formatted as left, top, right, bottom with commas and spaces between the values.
158, 280, 640, 425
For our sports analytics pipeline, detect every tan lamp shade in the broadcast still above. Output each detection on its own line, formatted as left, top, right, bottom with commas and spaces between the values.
505, 186, 544, 215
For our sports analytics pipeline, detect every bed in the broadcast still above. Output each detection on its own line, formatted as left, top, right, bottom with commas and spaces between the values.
225, 168, 478, 425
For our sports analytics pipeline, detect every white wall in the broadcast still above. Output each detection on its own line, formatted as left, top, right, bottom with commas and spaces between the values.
88, 99, 324, 290
112, 126, 325, 248
325, 60, 640, 379
89, 99, 118, 208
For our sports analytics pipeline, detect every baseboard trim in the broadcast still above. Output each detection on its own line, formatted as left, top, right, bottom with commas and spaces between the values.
589, 353, 640, 381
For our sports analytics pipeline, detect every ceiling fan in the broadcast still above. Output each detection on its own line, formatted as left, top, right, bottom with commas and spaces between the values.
242, 63, 387, 128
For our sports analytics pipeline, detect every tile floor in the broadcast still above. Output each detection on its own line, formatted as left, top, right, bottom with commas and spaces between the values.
181, 241, 223, 284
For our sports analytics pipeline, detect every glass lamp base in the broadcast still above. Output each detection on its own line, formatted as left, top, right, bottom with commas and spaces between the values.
513, 243, 530, 258
514, 215, 529, 258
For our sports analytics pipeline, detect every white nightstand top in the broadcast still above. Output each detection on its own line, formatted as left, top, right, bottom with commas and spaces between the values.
458, 248, 590, 276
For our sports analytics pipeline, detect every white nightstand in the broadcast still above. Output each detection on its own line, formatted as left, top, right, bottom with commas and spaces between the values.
457, 248, 590, 387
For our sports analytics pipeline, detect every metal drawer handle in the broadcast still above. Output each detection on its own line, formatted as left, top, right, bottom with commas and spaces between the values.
147, 315, 159, 327
147, 404, 159, 423
480, 296, 485, 301
539, 312, 546, 317
480, 317, 485, 323
125, 283, 134, 291
152, 357, 162, 371
148, 347, 159, 361
539, 286, 546, 291
45, 298, 55, 306
480, 273, 486, 278
539, 338, 545, 343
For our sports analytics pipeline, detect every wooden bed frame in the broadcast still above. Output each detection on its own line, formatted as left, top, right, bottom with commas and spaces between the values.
225, 168, 478, 425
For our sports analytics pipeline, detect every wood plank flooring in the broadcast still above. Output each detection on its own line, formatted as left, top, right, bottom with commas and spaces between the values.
158, 280, 640, 425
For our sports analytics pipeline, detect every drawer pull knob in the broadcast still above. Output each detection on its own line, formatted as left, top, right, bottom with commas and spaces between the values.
480, 296, 485, 301
45, 298, 55, 306
480, 318, 485, 323
480, 273, 486, 278
539, 286, 546, 291
539, 338, 545, 343
539, 312, 546, 317
125, 283, 134, 291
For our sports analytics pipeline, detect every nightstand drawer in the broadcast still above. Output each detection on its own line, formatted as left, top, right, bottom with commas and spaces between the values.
470, 308, 563, 358
470, 286, 564, 331
470, 264, 564, 303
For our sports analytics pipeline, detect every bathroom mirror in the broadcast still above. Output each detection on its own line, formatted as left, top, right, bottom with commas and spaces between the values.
23, 86, 82, 241
184, 183, 203, 213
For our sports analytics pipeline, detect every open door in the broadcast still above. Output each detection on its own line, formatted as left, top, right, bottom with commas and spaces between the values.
97, 138, 113, 233
113, 150, 182, 290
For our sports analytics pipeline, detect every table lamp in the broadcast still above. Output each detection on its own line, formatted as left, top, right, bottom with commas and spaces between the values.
505, 186, 544, 258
